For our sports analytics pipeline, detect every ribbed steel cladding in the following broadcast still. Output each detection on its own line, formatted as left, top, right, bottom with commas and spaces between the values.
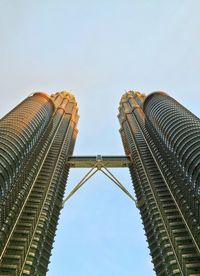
143, 93, 200, 195
140, 113, 200, 249
119, 91, 200, 275
0, 114, 55, 246
0, 94, 54, 196
0, 92, 79, 276
0, 94, 55, 244
143, 94, 200, 235
119, 93, 175, 275
135, 100, 200, 273
25, 118, 71, 274
21, 94, 78, 275
125, 124, 180, 273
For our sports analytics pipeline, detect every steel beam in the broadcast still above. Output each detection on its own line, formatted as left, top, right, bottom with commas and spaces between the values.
67, 155, 130, 168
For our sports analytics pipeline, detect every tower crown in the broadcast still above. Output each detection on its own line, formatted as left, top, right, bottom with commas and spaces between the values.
51, 91, 76, 101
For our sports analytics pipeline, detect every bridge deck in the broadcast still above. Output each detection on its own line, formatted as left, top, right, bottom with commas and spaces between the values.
67, 155, 130, 168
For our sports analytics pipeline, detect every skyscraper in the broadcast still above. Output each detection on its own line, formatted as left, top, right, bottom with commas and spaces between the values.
1, 89, 200, 276
0, 92, 79, 275
118, 91, 200, 275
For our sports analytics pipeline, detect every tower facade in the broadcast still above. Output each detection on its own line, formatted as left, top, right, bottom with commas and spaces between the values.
118, 91, 200, 275
1, 90, 200, 275
0, 92, 79, 275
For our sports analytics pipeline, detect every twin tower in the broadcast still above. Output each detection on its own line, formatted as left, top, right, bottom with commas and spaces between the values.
0, 91, 200, 275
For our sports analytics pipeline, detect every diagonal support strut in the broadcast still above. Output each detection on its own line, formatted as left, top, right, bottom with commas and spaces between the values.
62, 156, 138, 208
99, 166, 137, 205
62, 164, 99, 207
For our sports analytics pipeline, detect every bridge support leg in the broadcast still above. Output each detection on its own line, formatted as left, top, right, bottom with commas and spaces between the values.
62, 163, 138, 208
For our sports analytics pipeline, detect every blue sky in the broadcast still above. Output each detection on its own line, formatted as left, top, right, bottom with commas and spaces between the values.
1, 1, 200, 275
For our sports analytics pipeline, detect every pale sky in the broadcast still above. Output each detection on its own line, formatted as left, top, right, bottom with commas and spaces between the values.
0, 1, 200, 275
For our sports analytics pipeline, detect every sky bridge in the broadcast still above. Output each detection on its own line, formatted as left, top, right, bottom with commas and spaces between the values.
67, 155, 131, 168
